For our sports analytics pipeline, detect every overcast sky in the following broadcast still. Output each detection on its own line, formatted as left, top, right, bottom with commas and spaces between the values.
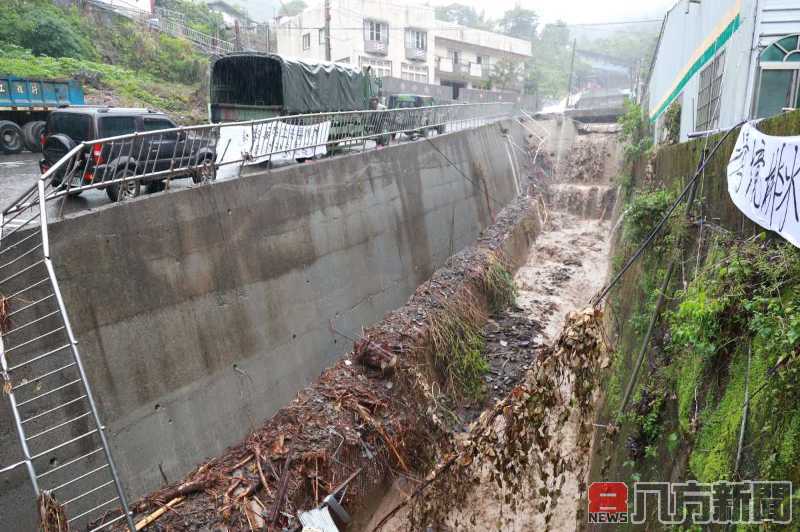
429, 0, 676, 26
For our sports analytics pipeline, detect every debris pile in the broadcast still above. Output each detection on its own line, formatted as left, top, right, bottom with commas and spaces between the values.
108, 196, 540, 531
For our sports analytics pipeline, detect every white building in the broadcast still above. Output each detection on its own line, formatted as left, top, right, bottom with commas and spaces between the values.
433, 21, 531, 95
647, 0, 800, 142
276, 0, 531, 94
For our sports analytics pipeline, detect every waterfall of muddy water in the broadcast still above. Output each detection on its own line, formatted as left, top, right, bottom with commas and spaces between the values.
367, 125, 621, 532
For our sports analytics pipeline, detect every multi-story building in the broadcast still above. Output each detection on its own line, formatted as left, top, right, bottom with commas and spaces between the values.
433, 21, 531, 96
647, 0, 800, 142
277, 0, 437, 83
275, 0, 531, 96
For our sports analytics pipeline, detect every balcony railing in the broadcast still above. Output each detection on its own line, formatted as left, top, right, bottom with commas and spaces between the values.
364, 39, 388, 55
405, 47, 426, 61
435, 58, 489, 79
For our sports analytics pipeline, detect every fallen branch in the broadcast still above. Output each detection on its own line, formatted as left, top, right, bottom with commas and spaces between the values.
253, 445, 274, 498
268, 446, 294, 525
355, 403, 409, 474
135, 497, 184, 531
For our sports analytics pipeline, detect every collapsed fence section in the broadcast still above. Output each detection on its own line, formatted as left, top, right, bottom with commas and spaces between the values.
0, 102, 514, 531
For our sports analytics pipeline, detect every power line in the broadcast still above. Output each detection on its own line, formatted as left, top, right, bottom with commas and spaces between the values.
567, 19, 663, 27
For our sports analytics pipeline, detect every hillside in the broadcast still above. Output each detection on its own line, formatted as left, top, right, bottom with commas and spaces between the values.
0, 0, 212, 124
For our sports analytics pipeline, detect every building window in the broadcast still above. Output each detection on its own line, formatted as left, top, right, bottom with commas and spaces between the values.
302, 33, 311, 50
476, 55, 490, 66
365, 19, 387, 42
405, 29, 427, 51
360, 56, 392, 78
319, 28, 326, 45
447, 49, 460, 65
754, 34, 800, 119
696, 50, 725, 131
401, 63, 428, 83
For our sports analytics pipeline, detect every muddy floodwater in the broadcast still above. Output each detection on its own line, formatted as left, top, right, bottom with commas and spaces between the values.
368, 123, 621, 531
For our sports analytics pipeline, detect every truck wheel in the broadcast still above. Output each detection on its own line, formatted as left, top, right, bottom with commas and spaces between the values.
22, 122, 39, 152
106, 168, 141, 202
0, 121, 24, 155
25, 121, 46, 153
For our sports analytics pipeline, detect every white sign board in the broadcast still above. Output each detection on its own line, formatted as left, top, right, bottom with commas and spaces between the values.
727, 123, 800, 248
216, 120, 331, 180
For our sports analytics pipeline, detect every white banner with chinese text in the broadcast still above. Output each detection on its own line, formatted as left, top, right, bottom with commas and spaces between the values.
727, 123, 800, 248
217, 120, 331, 179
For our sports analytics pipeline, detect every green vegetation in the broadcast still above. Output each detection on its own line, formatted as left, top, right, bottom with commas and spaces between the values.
618, 100, 654, 161
429, 302, 488, 403
663, 101, 682, 145
668, 237, 800, 486
480, 257, 518, 314
0, 0, 207, 122
156, 0, 229, 36
0, 45, 202, 121
0, 0, 96, 60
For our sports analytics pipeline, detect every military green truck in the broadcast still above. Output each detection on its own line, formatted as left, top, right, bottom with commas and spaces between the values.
209, 53, 388, 154
386, 93, 446, 137
210, 54, 379, 120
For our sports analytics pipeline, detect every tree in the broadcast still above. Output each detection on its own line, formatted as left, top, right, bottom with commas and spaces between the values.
496, 5, 538, 41
434, 3, 493, 30
489, 58, 523, 90
278, 0, 307, 17
524, 21, 573, 100
590, 30, 659, 79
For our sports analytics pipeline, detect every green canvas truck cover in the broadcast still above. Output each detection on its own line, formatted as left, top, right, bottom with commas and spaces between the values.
210, 54, 375, 116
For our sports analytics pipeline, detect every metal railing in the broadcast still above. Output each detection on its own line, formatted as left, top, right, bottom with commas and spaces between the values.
7, 102, 512, 213
86, 0, 235, 55
0, 102, 512, 530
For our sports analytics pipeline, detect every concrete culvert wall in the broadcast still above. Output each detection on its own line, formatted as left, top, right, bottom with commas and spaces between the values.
0, 119, 528, 527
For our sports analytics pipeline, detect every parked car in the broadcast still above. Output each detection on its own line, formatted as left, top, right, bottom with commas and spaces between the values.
385, 94, 446, 137
39, 106, 215, 202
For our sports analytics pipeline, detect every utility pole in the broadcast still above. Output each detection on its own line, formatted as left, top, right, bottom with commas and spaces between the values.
324, 0, 332, 61
566, 38, 577, 108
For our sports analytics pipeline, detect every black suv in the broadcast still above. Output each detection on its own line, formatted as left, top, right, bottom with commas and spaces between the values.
40, 106, 215, 202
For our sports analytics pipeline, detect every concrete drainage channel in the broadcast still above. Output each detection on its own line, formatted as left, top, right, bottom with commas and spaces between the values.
0, 116, 621, 530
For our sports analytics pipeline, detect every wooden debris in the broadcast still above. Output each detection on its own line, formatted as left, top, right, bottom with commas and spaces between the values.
134, 497, 184, 531
38, 491, 67, 532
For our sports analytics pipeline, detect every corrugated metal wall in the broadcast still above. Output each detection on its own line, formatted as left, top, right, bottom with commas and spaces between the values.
648, 0, 800, 141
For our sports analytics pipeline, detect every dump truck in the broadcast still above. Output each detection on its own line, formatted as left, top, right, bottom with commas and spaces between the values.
0, 76, 85, 154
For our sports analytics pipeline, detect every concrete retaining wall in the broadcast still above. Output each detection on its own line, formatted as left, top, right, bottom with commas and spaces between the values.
0, 120, 525, 527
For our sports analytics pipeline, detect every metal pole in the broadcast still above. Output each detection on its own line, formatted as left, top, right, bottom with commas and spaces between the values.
566, 38, 577, 107
324, 0, 332, 61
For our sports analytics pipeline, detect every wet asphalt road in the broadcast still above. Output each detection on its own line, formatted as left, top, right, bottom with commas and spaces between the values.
0, 152, 196, 225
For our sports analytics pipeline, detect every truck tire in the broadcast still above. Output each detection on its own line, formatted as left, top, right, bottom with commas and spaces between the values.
22, 121, 46, 153
0, 121, 24, 155
22, 122, 38, 152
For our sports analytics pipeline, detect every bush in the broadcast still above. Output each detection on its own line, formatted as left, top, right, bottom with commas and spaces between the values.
0, 1, 97, 60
